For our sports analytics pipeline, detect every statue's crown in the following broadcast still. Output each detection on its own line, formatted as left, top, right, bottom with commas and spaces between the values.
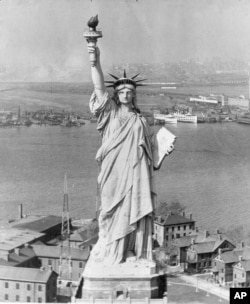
105, 70, 147, 90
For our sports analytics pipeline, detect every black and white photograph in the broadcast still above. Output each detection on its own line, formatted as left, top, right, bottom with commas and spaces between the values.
1, 0, 250, 303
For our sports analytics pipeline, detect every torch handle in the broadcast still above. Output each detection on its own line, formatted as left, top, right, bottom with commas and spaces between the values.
88, 39, 97, 67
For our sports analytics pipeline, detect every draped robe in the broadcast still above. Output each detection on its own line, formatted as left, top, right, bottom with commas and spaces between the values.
89, 91, 156, 265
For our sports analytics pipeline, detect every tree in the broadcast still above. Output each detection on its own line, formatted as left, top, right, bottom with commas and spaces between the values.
156, 200, 186, 216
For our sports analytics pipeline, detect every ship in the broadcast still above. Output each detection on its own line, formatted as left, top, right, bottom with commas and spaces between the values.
153, 113, 177, 124
237, 114, 250, 124
173, 112, 197, 123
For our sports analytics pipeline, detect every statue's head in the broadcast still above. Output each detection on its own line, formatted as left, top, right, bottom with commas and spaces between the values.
106, 70, 146, 113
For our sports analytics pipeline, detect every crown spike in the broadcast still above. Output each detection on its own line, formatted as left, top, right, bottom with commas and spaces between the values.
135, 79, 147, 83
108, 73, 119, 80
131, 73, 140, 80
136, 83, 147, 87
123, 70, 127, 78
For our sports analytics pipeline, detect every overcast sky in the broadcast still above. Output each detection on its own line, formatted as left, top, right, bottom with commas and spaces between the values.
1, 0, 250, 81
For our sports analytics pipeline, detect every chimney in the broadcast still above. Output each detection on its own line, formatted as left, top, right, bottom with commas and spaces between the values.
182, 211, 185, 217
239, 256, 243, 261
191, 238, 195, 245
219, 234, 223, 241
48, 265, 53, 271
204, 230, 209, 239
195, 227, 199, 233
190, 213, 192, 220
216, 229, 220, 234
14, 248, 20, 255
241, 241, 245, 249
19, 204, 23, 219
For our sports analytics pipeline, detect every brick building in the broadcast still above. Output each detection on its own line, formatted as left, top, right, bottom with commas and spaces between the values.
212, 247, 243, 285
186, 230, 235, 273
0, 266, 57, 303
154, 212, 195, 247
32, 245, 90, 282
233, 246, 250, 287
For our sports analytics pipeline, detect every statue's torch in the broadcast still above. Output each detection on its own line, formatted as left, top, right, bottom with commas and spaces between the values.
83, 15, 102, 67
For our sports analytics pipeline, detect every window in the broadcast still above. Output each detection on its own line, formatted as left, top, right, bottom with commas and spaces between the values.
38, 297, 42, 303
27, 296, 31, 302
5, 282, 9, 288
79, 262, 83, 268
189, 224, 193, 229
172, 227, 174, 232
165, 227, 169, 232
242, 273, 245, 278
183, 225, 186, 230
16, 295, 20, 301
178, 226, 180, 231
16, 283, 20, 289
176, 234, 180, 239
172, 235, 174, 239
166, 236, 168, 241
183, 233, 186, 237
38, 285, 42, 292
48, 259, 52, 265
27, 284, 31, 291
5, 295, 8, 300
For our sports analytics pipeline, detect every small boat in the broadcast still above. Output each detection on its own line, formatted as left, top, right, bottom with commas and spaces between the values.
153, 113, 177, 124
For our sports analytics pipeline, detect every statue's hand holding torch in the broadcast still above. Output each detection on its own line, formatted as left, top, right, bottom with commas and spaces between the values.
84, 15, 102, 67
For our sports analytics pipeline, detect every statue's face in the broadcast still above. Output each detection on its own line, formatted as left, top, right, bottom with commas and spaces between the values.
117, 88, 135, 105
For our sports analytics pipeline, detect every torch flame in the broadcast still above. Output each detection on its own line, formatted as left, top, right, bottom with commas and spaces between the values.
87, 15, 99, 30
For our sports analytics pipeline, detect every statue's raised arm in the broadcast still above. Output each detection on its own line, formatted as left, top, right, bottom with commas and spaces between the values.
87, 45, 106, 101
84, 15, 106, 101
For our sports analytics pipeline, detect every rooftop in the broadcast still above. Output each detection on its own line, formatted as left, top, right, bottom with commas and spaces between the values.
11, 215, 62, 233
236, 260, 250, 272
0, 227, 44, 253
0, 265, 56, 283
32, 245, 89, 261
155, 212, 194, 226
217, 250, 243, 264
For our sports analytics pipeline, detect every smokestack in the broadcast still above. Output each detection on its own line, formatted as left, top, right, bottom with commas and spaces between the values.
19, 204, 23, 219
190, 213, 192, 220
204, 230, 209, 239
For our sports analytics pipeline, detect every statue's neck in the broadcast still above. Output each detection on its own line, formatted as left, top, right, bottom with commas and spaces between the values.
119, 103, 133, 114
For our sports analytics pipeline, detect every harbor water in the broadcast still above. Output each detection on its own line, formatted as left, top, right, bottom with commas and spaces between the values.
1, 120, 250, 233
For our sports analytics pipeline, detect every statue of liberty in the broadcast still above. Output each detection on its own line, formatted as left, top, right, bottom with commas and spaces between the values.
85, 16, 175, 266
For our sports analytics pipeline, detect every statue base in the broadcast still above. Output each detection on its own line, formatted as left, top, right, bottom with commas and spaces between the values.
81, 259, 166, 299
